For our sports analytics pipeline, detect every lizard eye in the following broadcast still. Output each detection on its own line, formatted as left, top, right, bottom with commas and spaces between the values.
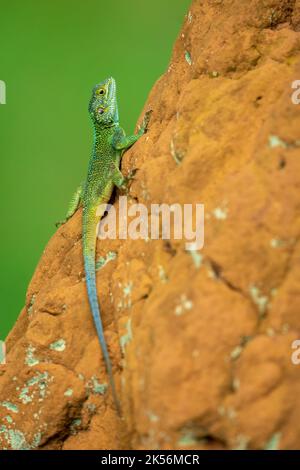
97, 88, 105, 95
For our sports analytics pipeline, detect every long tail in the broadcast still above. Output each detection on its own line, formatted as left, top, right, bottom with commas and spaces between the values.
83, 208, 120, 415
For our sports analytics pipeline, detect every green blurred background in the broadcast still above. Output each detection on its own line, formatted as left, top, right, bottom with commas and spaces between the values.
0, 0, 190, 337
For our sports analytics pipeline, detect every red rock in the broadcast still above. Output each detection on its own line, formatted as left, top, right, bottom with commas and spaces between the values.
1, 0, 300, 450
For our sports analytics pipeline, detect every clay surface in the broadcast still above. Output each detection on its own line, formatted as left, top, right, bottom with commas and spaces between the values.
1, 0, 300, 450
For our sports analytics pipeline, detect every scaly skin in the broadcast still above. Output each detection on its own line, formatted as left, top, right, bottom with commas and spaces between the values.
57, 77, 151, 414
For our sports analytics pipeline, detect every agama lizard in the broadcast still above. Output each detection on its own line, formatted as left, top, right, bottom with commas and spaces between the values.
57, 77, 151, 414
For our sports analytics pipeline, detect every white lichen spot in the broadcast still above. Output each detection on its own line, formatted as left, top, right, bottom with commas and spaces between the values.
64, 388, 73, 397
19, 372, 52, 405
269, 135, 287, 149
122, 281, 133, 308
4, 415, 13, 424
158, 265, 168, 283
147, 411, 159, 423
25, 344, 39, 367
249, 285, 269, 316
31, 432, 42, 449
90, 376, 107, 395
70, 419, 81, 435
234, 434, 249, 450
1, 428, 27, 450
266, 327, 275, 337
178, 431, 198, 447
175, 295, 193, 316
264, 432, 281, 450
188, 242, 203, 269
49, 339, 66, 352
96, 251, 117, 271
19, 387, 32, 405
0, 426, 41, 450
270, 238, 285, 248
0, 401, 19, 414
170, 139, 184, 165
230, 345, 243, 360
227, 407, 237, 420
185, 51, 192, 66
212, 207, 228, 220
120, 318, 133, 353
188, 10, 193, 23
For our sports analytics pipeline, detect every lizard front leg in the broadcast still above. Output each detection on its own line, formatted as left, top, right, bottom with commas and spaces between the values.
112, 110, 152, 151
56, 182, 83, 227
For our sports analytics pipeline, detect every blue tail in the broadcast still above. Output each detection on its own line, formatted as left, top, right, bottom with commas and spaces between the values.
84, 252, 121, 415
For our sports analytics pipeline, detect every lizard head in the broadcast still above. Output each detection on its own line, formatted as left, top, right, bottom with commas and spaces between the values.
89, 77, 119, 127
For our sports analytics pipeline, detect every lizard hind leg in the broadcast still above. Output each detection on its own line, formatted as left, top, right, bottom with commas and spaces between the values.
56, 182, 84, 227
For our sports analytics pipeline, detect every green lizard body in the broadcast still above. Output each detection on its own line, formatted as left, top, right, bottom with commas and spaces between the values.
58, 77, 150, 414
